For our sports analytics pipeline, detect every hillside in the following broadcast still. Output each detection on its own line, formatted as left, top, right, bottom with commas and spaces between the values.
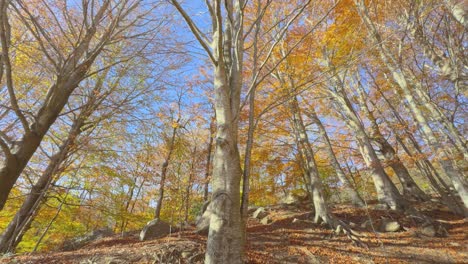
2, 201, 467, 264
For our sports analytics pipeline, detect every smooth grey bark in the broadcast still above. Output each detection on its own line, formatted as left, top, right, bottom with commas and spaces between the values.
306, 106, 365, 207
322, 58, 405, 210
289, 94, 332, 224
171, 1, 245, 262
354, 0, 468, 213
375, 86, 465, 214
354, 80, 428, 201
337, 98, 404, 210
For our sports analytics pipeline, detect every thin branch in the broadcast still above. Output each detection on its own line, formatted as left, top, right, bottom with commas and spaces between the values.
170, 0, 216, 63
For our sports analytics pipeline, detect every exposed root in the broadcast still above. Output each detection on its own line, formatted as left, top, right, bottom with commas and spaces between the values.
330, 219, 368, 248
313, 213, 368, 248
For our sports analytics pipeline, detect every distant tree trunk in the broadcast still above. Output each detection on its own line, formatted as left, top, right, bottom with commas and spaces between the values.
0, 101, 93, 253
305, 106, 365, 207
354, 80, 428, 201
33, 188, 70, 252
154, 125, 178, 219
289, 95, 332, 224
323, 62, 406, 210
120, 177, 138, 234
296, 151, 314, 202
339, 102, 404, 210
184, 147, 196, 223
203, 117, 215, 202
354, 0, 468, 213
240, 79, 255, 221
0, 0, 120, 210
121, 179, 145, 235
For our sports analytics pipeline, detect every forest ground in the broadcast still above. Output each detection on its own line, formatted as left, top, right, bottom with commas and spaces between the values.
1, 201, 467, 264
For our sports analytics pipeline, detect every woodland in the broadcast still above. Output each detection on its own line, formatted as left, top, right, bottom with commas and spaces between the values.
0, 0, 466, 263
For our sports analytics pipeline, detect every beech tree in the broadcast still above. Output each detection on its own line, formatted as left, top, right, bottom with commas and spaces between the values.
0, 0, 146, 210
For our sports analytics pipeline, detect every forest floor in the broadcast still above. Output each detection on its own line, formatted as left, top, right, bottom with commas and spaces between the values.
1, 201, 467, 264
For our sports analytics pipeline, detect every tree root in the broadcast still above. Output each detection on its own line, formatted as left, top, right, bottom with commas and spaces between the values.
329, 219, 369, 248
313, 214, 368, 248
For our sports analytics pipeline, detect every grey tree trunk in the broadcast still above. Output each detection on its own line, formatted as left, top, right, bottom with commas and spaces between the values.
354, 0, 468, 213
354, 81, 428, 201
289, 95, 331, 224
322, 60, 405, 210
305, 106, 365, 207
171, 0, 245, 261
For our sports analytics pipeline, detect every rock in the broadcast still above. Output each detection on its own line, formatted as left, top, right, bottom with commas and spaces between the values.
194, 201, 212, 235
280, 193, 300, 205
248, 206, 259, 214
181, 250, 193, 258
419, 225, 436, 237
379, 219, 401, 232
449, 242, 461, 247
252, 207, 268, 219
260, 217, 272, 225
196, 204, 212, 235
139, 219, 171, 241
62, 227, 113, 251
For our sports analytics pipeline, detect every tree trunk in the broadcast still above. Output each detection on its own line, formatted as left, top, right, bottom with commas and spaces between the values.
205, 63, 243, 264
203, 1, 245, 262
354, 80, 428, 201
290, 95, 332, 223
0, 1, 112, 210
240, 86, 255, 220
322, 61, 405, 210
154, 126, 178, 219
203, 117, 215, 202
0, 118, 84, 253
184, 147, 196, 223
306, 107, 365, 207
33, 187, 70, 252
354, 0, 468, 213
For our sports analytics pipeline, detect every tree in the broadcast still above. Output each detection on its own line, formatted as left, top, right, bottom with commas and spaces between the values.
353, 0, 467, 214
0, 0, 145, 210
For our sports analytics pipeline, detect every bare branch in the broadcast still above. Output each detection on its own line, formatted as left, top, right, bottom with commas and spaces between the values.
170, 0, 216, 63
